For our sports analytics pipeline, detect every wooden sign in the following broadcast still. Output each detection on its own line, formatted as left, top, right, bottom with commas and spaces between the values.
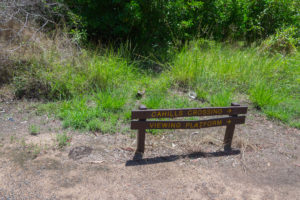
131, 103, 248, 154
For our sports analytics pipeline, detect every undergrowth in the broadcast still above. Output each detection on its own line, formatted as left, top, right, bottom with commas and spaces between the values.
169, 40, 299, 128
16, 39, 300, 131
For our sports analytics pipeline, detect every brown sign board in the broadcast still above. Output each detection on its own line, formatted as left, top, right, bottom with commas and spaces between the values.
131, 106, 248, 119
131, 116, 246, 130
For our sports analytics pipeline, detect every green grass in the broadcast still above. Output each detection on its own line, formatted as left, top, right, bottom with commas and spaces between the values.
27, 39, 299, 131
56, 132, 71, 148
29, 125, 40, 136
168, 40, 299, 128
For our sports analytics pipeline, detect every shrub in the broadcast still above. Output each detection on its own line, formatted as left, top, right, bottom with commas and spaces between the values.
29, 125, 40, 136
260, 26, 299, 55
249, 82, 285, 109
56, 132, 71, 148
61, 0, 298, 49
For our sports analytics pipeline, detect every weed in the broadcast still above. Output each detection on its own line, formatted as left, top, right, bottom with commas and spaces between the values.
28, 143, 41, 158
96, 89, 127, 112
209, 90, 232, 107
195, 87, 208, 102
56, 132, 71, 148
130, 132, 135, 139
20, 138, 26, 147
29, 125, 40, 135
36, 103, 59, 116
87, 119, 102, 132
249, 82, 285, 110
10, 135, 15, 143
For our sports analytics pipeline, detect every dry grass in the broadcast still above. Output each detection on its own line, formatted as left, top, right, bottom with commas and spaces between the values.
233, 136, 258, 152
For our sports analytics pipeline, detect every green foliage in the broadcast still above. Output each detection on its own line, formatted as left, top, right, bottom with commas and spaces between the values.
249, 81, 285, 109
260, 26, 299, 55
96, 90, 127, 112
56, 132, 71, 148
56, 88, 128, 133
60, 0, 298, 50
13, 71, 50, 99
169, 40, 299, 128
13, 48, 135, 100
209, 90, 233, 107
265, 98, 300, 124
30, 38, 299, 131
29, 125, 40, 136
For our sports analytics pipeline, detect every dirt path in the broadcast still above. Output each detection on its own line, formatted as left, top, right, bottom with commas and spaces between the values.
0, 100, 299, 199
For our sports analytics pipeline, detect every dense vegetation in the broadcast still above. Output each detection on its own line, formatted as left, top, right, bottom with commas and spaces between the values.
30, 41, 299, 132
61, 0, 299, 49
2, 0, 299, 132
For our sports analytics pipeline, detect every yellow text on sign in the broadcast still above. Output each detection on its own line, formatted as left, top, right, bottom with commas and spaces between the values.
151, 111, 183, 118
150, 109, 224, 118
148, 120, 223, 129
187, 109, 223, 116
185, 120, 222, 128
149, 122, 182, 129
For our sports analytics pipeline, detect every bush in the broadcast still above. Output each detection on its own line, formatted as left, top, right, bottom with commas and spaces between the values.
56, 132, 71, 148
13, 74, 50, 99
260, 26, 299, 55
249, 82, 285, 110
61, 0, 298, 49
29, 125, 40, 136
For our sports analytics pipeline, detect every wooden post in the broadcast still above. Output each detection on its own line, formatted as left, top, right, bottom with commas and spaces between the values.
224, 103, 239, 151
136, 105, 147, 153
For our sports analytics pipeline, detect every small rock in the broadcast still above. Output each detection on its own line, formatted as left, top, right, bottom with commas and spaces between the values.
136, 90, 145, 99
188, 91, 197, 100
8, 117, 14, 122
68, 146, 92, 160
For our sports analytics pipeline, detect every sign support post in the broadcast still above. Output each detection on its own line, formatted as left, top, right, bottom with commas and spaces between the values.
224, 103, 239, 151
136, 105, 147, 153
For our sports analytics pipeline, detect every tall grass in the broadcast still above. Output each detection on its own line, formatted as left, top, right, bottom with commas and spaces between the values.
14, 37, 299, 131
169, 40, 300, 128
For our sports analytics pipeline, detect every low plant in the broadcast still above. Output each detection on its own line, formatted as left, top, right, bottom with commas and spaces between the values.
209, 90, 232, 107
10, 135, 15, 143
29, 125, 40, 136
260, 26, 299, 55
56, 132, 71, 148
249, 82, 285, 110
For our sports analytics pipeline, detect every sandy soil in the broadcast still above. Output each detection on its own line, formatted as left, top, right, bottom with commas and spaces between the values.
0, 100, 299, 200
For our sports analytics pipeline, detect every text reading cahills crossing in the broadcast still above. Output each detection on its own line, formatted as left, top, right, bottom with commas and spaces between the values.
131, 106, 247, 119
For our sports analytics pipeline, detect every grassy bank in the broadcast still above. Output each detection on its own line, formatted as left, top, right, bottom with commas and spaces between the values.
169, 40, 299, 128
20, 40, 299, 132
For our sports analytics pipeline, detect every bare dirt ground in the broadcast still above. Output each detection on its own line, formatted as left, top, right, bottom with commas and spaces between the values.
0, 99, 299, 200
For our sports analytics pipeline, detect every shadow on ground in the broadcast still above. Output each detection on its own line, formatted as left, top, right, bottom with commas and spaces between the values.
126, 149, 240, 166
